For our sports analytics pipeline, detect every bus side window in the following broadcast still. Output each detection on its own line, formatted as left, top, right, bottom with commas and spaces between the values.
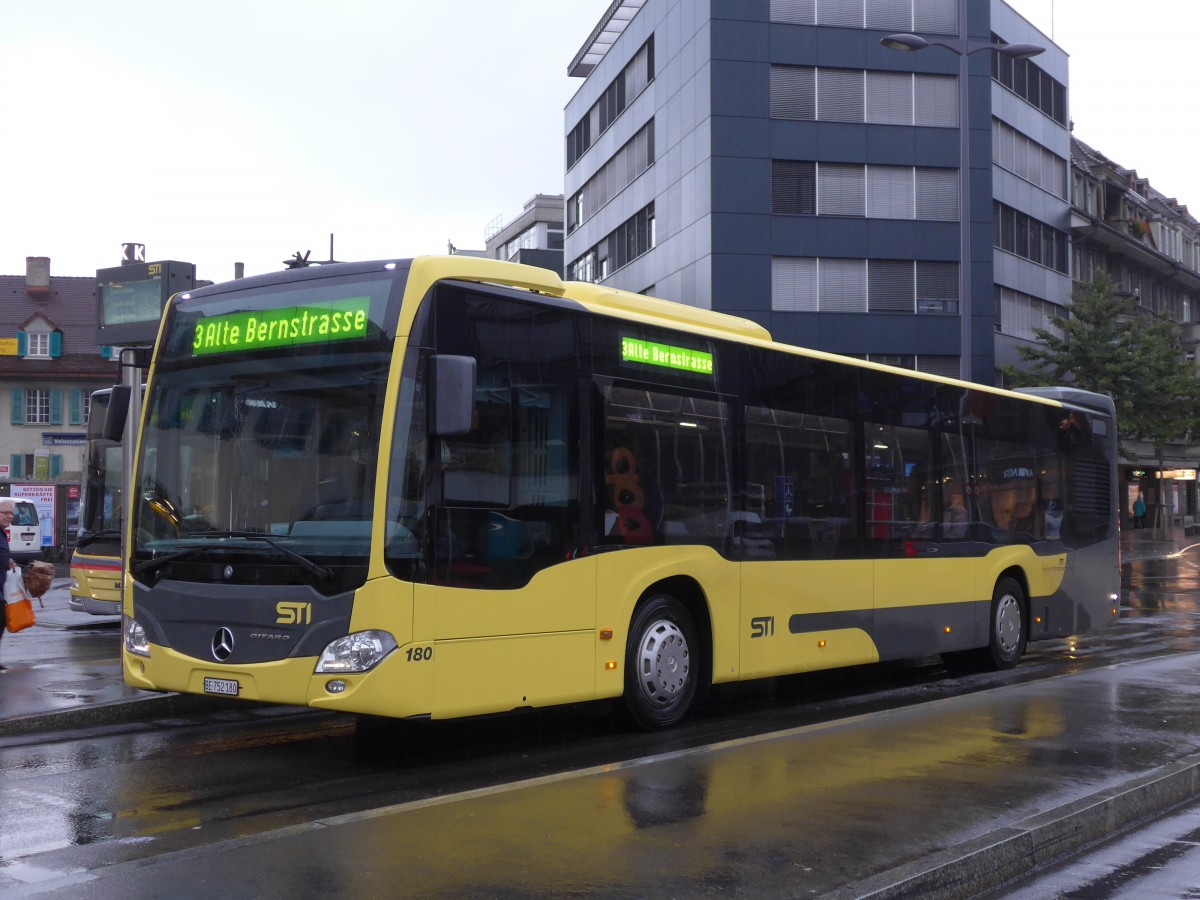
600, 385, 730, 551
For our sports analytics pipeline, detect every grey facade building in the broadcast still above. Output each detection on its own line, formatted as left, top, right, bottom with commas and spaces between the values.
564, 0, 1069, 386
484, 193, 566, 276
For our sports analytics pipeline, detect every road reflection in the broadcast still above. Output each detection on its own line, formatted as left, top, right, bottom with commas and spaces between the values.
4, 552, 1199, 882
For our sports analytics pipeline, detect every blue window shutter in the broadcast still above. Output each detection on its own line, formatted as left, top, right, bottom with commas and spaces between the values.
50, 454, 62, 478
10, 454, 22, 477
10, 389, 24, 425
100, 345, 112, 359
50, 331, 62, 357
50, 388, 63, 425
16, 333, 26, 356
69, 389, 82, 425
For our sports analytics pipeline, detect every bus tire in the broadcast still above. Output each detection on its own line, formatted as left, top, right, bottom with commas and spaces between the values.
983, 576, 1027, 670
624, 594, 698, 731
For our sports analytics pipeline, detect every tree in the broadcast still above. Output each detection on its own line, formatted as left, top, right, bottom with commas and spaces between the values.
1003, 272, 1200, 533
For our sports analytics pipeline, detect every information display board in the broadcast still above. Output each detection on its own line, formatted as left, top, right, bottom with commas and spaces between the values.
96, 261, 195, 345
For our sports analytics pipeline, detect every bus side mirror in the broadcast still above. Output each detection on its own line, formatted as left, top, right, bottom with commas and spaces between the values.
431, 354, 477, 437
102, 385, 131, 442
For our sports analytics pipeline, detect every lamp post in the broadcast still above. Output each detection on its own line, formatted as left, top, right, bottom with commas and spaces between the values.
882, 15, 1043, 383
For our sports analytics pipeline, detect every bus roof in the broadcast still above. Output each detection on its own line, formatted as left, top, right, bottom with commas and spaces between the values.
180, 256, 1079, 413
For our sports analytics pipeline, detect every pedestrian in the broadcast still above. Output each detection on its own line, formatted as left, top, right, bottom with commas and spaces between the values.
1133, 493, 1147, 530
0, 498, 19, 670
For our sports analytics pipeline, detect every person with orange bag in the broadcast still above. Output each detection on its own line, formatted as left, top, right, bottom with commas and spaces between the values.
0, 498, 18, 671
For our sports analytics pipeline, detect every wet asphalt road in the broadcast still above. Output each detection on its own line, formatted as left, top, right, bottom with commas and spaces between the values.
3, 549, 1200, 897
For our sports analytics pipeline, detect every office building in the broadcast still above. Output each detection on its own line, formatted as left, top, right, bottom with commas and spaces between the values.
564, 0, 1069, 385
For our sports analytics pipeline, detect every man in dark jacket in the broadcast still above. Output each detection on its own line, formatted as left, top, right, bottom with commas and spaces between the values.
0, 498, 17, 670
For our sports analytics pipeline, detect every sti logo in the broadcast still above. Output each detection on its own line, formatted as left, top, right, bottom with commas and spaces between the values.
750, 616, 775, 638
276, 602, 312, 625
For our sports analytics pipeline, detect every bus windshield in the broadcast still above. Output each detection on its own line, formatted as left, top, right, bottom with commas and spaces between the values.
130, 273, 396, 594
78, 390, 123, 552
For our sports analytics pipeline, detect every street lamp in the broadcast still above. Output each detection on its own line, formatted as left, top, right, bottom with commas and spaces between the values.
881, 23, 1044, 382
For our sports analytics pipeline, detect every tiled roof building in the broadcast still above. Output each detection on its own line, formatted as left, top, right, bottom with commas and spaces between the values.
1, 257, 118, 552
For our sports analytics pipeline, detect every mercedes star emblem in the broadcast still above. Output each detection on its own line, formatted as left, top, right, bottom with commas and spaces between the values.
212, 627, 235, 661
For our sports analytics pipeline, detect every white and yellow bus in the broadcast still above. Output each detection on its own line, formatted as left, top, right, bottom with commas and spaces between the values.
69, 388, 126, 616
121, 257, 1119, 730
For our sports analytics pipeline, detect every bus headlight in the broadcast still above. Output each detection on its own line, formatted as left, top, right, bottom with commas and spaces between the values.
124, 616, 151, 658
315, 631, 397, 674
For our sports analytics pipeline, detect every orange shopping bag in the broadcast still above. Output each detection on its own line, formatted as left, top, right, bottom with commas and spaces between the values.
5, 597, 35, 633
4, 569, 37, 632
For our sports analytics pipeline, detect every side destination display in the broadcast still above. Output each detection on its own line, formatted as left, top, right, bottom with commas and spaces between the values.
192, 297, 370, 356
621, 336, 714, 376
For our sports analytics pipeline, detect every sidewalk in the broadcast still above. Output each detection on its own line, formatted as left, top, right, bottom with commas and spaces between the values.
0, 579, 229, 738
1120, 521, 1194, 561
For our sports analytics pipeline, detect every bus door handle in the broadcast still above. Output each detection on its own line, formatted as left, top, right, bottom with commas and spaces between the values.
904, 541, 939, 557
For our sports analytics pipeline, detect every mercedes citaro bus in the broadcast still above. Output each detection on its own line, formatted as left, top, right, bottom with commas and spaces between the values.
121, 257, 1119, 730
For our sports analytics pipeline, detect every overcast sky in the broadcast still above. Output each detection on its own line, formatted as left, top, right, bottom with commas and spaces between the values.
0, 0, 1194, 283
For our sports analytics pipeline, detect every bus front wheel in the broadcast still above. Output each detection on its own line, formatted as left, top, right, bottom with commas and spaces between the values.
983, 576, 1027, 670
624, 595, 698, 731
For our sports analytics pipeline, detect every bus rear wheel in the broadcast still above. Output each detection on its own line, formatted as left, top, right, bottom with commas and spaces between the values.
624, 595, 698, 731
983, 576, 1027, 670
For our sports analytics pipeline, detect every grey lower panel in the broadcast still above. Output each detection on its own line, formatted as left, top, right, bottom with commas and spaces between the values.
790, 601, 989, 661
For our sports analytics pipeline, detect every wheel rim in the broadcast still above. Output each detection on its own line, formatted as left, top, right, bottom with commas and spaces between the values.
635, 618, 691, 708
995, 592, 1022, 655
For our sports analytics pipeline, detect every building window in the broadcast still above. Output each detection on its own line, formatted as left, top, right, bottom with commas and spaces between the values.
991, 35, 1067, 125
994, 285, 1066, 340
26, 332, 49, 358
772, 257, 959, 313
771, 65, 957, 128
25, 389, 50, 424
567, 203, 655, 283
772, 161, 958, 221
992, 119, 1067, 199
8, 453, 63, 480
770, 0, 957, 33
772, 161, 816, 215
567, 37, 654, 169
992, 201, 1068, 273
568, 120, 654, 234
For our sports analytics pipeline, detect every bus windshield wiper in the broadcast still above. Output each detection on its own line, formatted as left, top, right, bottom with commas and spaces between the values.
77, 528, 122, 548
134, 532, 334, 581
132, 548, 206, 580
186, 531, 335, 579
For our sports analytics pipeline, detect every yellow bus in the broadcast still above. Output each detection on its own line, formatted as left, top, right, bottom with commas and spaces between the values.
121, 257, 1119, 730
69, 388, 126, 616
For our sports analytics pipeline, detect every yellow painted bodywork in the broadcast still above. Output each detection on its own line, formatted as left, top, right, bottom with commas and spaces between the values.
69, 551, 123, 608
121, 256, 1084, 721
121, 541, 1073, 720
738, 560, 878, 679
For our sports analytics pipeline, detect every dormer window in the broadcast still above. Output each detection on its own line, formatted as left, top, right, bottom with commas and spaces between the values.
27, 331, 50, 358
16, 315, 62, 359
